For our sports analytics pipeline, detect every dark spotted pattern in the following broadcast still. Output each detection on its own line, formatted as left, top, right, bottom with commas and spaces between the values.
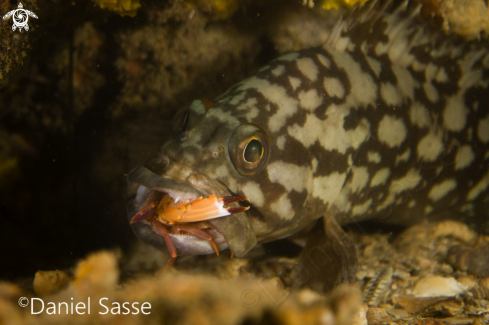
129, 0, 489, 259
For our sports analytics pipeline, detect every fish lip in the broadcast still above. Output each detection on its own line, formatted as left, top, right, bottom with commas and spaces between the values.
127, 165, 240, 255
127, 165, 204, 204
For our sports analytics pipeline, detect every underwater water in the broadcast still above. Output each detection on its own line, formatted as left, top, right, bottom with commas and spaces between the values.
0, 0, 489, 324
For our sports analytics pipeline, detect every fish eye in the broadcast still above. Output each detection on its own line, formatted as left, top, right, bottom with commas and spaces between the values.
229, 124, 269, 176
182, 112, 189, 131
172, 99, 213, 140
172, 108, 190, 139
244, 139, 263, 163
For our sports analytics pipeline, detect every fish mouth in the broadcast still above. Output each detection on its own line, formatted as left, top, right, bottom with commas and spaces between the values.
127, 164, 257, 257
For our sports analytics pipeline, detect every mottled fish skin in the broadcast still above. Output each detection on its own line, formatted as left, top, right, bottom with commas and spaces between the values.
128, 0, 489, 257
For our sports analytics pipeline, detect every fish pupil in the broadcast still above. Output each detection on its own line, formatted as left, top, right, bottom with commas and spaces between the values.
244, 139, 262, 162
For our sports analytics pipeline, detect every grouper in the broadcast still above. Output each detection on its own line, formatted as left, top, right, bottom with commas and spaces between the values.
126, 0, 489, 291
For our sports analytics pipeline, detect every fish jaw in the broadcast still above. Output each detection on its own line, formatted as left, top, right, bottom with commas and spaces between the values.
127, 164, 256, 257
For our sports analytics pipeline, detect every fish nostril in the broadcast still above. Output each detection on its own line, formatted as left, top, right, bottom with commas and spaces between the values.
145, 154, 170, 175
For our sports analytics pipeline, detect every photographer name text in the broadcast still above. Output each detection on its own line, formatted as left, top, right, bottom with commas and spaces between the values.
19, 297, 151, 315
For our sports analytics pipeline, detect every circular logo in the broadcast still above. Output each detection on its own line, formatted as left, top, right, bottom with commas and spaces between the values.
13, 10, 28, 28
240, 289, 259, 307
2, 3, 38, 32
18, 297, 29, 307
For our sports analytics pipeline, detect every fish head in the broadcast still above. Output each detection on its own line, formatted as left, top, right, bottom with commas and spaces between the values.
127, 93, 319, 258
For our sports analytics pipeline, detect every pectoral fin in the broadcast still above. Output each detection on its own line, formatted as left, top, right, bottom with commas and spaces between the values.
290, 215, 358, 292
